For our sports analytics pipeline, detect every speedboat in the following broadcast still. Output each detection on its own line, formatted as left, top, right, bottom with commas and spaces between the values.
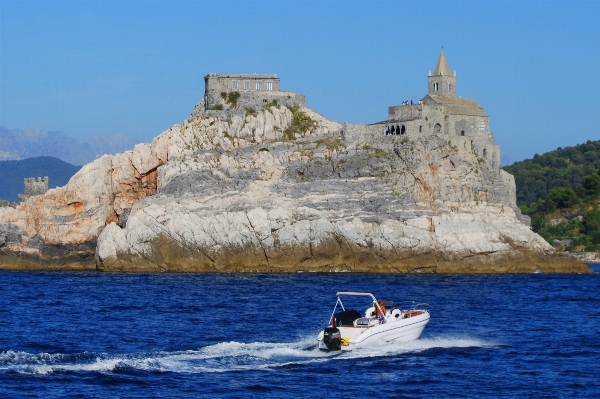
317, 291, 430, 351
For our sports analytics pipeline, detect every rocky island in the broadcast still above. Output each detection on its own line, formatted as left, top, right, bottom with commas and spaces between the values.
0, 53, 591, 273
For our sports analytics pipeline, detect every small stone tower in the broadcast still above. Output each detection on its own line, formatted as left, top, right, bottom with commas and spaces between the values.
428, 51, 456, 97
18, 176, 49, 202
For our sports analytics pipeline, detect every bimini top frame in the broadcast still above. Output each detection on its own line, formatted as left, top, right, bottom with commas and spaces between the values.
328, 292, 386, 327
336, 292, 378, 302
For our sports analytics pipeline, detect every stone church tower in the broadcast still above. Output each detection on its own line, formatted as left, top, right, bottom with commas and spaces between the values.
428, 51, 456, 97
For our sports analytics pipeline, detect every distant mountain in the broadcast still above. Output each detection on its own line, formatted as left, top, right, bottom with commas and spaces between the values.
0, 126, 140, 166
0, 157, 81, 202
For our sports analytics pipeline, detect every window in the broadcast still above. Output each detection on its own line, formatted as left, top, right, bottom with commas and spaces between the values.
232, 81, 238, 90
267, 82, 273, 91
434, 82, 438, 91
419, 125, 422, 133
256, 82, 261, 90
244, 81, 250, 90
461, 130, 465, 136
447, 83, 450, 91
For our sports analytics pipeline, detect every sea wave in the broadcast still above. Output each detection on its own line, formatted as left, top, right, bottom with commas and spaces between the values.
0, 335, 495, 375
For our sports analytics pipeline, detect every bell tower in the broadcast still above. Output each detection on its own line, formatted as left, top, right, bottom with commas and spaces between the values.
428, 51, 456, 97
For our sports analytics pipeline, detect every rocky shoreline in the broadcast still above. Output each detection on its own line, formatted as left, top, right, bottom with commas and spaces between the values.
0, 248, 590, 274
0, 103, 593, 274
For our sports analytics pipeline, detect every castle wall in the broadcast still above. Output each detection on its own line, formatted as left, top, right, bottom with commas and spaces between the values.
388, 104, 422, 121
18, 176, 49, 202
204, 74, 280, 94
203, 74, 304, 111
450, 115, 489, 140
387, 104, 448, 136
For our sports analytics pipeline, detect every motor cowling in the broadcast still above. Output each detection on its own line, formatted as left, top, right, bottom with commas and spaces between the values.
323, 327, 341, 351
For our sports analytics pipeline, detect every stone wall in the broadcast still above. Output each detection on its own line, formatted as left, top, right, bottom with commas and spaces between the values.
199, 90, 306, 118
204, 74, 280, 93
18, 176, 49, 202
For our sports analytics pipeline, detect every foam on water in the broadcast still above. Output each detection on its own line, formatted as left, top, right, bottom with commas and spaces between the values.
0, 335, 494, 375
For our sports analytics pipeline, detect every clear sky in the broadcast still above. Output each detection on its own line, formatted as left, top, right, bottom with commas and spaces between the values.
1, 0, 598, 164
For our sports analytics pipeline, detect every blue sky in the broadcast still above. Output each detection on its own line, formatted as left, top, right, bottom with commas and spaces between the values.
1, 0, 598, 164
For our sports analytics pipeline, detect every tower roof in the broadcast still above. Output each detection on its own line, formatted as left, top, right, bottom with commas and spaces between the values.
433, 51, 451, 76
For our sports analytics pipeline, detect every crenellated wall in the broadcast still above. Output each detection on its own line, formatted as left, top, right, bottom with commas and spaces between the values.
18, 176, 49, 202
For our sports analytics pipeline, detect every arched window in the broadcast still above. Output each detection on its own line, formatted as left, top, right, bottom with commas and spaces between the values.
434, 82, 439, 91
483, 149, 487, 158
461, 130, 465, 136
396, 125, 400, 135
401, 125, 406, 135
385, 126, 390, 135
419, 125, 422, 133
434, 123, 441, 134
391, 126, 396, 135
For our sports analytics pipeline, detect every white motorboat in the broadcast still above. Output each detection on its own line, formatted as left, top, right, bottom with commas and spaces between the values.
317, 292, 430, 351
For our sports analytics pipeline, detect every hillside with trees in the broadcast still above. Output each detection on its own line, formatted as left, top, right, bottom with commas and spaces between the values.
503, 140, 600, 207
503, 140, 600, 252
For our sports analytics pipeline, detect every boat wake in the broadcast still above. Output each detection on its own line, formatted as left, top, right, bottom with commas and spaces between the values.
0, 335, 496, 375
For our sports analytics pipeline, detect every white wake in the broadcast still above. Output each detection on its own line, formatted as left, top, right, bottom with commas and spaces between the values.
0, 335, 496, 375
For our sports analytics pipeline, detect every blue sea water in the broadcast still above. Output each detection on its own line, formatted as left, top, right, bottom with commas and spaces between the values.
0, 266, 599, 398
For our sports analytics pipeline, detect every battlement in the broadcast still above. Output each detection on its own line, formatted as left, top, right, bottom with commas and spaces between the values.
18, 176, 49, 202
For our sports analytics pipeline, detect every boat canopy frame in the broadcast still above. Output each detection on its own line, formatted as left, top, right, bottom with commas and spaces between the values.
328, 292, 386, 326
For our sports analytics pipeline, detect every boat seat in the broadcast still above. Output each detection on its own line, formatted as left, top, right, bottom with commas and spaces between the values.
333, 310, 362, 326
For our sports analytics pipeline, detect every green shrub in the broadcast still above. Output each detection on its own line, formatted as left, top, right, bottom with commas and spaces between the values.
262, 99, 279, 111
210, 104, 224, 111
226, 91, 241, 107
259, 147, 269, 152
286, 104, 315, 136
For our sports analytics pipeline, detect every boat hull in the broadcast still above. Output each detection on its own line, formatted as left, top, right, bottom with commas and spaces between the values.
318, 311, 430, 351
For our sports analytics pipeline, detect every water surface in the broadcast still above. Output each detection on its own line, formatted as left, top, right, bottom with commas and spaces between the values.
1, 267, 598, 398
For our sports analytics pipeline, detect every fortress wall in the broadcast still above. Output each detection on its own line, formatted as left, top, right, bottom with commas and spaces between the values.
342, 120, 501, 176
451, 115, 489, 139
341, 123, 386, 145
205, 74, 280, 93
18, 176, 49, 203
420, 105, 449, 135
205, 90, 305, 111
388, 104, 422, 121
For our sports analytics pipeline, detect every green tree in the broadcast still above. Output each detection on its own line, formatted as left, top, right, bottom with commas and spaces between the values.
547, 188, 579, 209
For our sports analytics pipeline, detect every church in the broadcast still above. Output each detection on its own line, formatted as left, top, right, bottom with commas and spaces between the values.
386, 51, 491, 143
341, 51, 501, 172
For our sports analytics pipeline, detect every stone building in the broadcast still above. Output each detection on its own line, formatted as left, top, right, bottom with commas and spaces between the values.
343, 51, 500, 172
18, 176, 49, 202
202, 73, 305, 111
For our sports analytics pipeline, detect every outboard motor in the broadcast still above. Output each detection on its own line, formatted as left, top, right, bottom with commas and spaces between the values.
322, 327, 341, 351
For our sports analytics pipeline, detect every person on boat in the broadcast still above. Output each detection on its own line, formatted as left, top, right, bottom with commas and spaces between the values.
376, 300, 386, 323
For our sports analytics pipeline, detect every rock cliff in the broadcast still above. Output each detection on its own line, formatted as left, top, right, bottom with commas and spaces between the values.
0, 104, 591, 273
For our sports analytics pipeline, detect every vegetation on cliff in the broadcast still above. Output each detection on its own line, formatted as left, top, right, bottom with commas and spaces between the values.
504, 140, 600, 251
503, 139, 600, 207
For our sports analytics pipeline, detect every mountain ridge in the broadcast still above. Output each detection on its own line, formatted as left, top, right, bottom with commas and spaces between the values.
0, 126, 140, 166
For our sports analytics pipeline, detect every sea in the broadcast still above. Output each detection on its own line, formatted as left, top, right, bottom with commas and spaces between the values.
0, 266, 599, 398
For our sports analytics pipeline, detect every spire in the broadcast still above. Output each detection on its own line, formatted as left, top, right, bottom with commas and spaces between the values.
433, 51, 451, 76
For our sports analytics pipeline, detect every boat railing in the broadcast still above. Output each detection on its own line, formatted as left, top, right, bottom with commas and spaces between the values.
396, 300, 430, 311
